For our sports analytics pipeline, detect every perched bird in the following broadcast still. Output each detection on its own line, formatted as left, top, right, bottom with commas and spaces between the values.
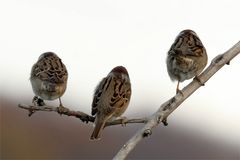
91, 66, 131, 140
30, 52, 68, 111
166, 29, 208, 93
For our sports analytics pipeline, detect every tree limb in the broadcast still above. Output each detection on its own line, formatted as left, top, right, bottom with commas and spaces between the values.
113, 41, 240, 160
18, 104, 147, 126
18, 104, 95, 123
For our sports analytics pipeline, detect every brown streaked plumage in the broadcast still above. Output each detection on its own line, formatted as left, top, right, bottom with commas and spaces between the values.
91, 66, 131, 140
166, 29, 208, 93
30, 52, 68, 108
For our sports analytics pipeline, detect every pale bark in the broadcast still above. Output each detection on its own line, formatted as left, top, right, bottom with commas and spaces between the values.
113, 41, 240, 159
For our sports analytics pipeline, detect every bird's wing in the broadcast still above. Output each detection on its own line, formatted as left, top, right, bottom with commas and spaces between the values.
109, 78, 131, 111
91, 77, 110, 116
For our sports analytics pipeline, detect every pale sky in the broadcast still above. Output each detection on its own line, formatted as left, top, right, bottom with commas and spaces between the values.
0, 0, 239, 145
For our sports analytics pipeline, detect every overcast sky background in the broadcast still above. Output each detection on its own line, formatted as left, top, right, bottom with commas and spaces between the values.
0, 0, 239, 148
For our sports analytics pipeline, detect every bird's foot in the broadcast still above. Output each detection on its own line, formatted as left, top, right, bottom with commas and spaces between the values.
32, 96, 45, 106
57, 105, 69, 115
176, 89, 184, 96
162, 118, 168, 126
194, 76, 204, 86
119, 116, 127, 127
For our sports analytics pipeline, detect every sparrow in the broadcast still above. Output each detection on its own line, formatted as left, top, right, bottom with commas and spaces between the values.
30, 52, 68, 112
90, 66, 131, 140
166, 29, 208, 93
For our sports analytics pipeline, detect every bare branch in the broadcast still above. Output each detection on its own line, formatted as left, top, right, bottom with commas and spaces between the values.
106, 118, 148, 127
113, 41, 240, 160
18, 104, 147, 126
18, 104, 95, 123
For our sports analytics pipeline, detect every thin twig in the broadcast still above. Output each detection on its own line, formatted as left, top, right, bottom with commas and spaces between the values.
18, 104, 147, 126
113, 41, 240, 160
18, 104, 94, 123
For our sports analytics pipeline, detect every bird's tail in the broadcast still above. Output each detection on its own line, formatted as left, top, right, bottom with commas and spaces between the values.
90, 118, 106, 140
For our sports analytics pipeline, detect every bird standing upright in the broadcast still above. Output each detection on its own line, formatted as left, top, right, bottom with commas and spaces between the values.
166, 29, 208, 94
30, 52, 68, 112
91, 66, 131, 140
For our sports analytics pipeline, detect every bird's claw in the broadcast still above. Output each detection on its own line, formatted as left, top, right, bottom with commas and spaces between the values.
120, 116, 127, 127
162, 118, 168, 126
194, 76, 204, 86
176, 89, 184, 96
32, 96, 45, 106
57, 105, 69, 115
